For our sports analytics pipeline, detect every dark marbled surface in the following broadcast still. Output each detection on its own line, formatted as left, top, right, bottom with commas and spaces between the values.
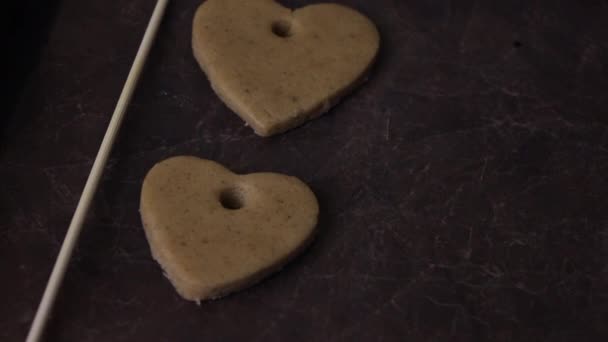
2, 0, 608, 341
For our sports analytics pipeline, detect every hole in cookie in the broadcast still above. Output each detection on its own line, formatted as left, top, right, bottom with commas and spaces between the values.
271, 20, 292, 38
219, 188, 244, 210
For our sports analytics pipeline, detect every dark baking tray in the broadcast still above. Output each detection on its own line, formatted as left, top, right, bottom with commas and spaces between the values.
2, 0, 608, 340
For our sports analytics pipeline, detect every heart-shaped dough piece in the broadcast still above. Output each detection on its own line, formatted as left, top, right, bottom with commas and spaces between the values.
140, 156, 319, 301
192, 0, 380, 136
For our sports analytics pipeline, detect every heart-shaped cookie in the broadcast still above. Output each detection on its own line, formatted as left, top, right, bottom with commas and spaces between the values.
140, 156, 319, 301
192, 0, 380, 136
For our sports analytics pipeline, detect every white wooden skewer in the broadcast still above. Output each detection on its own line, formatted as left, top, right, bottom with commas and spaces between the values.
26, 1, 170, 341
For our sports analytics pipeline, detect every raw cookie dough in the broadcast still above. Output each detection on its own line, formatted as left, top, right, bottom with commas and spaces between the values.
140, 156, 319, 301
192, 0, 380, 136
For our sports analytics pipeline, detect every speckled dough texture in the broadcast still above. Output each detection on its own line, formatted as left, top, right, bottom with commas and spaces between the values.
192, 0, 380, 136
140, 156, 319, 301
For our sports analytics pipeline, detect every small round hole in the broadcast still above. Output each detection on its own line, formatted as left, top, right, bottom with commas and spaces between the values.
513, 40, 522, 48
219, 188, 244, 210
272, 20, 292, 38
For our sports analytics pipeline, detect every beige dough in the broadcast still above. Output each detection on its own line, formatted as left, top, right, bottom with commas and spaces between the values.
192, 0, 380, 136
140, 156, 319, 301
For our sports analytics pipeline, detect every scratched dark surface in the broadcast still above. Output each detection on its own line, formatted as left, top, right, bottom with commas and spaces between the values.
2, 0, 608, 341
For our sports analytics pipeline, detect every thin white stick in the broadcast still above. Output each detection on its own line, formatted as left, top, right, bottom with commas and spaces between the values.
26, 1, 170, 341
